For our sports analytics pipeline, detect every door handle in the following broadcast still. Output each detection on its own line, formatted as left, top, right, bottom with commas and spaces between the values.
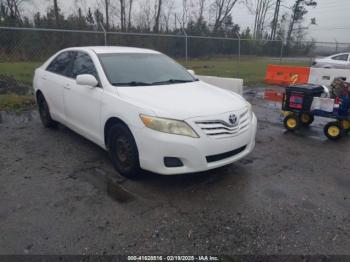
64, 84, 71, 90
41, 76, 47, 80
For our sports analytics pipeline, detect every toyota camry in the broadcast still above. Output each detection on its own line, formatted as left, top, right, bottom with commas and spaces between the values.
33, 46, 257, 178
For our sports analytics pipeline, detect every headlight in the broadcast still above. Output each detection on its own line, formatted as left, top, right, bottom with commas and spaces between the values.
140, 114, 199, 138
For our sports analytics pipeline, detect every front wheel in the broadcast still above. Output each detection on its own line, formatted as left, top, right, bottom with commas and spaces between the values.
37, 93, 58, 128
108, 124, 141, 179
324, 122, 344, 140
284, 114, 299, 131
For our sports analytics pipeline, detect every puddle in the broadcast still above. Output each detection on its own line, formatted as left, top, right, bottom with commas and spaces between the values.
264, 89, 284, 103
65, 166, 135, 203
107, 178, 135, 203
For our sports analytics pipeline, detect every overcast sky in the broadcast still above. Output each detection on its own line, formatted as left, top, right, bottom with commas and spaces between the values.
24, 0, 350, 43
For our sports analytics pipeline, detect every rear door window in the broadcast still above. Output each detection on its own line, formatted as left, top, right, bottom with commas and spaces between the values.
47, 51, 76, 77
331, 54, 349, 61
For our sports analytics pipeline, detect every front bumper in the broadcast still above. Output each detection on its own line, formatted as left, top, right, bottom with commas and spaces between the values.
132, 113, 257, 175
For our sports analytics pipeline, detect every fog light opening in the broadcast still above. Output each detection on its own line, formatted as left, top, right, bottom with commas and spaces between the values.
164, 157, 183, 168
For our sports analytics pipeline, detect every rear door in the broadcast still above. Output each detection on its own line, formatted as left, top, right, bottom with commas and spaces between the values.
330, 54, 349, 69
44, 51, 76, 122
63, 51, 103, 143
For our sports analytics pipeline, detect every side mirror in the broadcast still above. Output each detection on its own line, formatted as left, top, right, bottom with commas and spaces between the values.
76, 74, 98, 88
187, 69, 195, 76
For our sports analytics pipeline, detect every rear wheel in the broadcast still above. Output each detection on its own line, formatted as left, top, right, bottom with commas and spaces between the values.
340, 120, 350, 133
284, 114, 299, 131
299, 113, 314, 127
108, 124, 141, 179
324, 122, 344, 140
37, 93, 58, 128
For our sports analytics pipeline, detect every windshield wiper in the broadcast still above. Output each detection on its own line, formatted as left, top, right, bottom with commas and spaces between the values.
151, 79, 196, 85
112, 81, 152, 86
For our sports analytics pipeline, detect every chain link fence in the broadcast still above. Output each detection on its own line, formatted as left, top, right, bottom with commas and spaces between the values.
0, 26, 350, 83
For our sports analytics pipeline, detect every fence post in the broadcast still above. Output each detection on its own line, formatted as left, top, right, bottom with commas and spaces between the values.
235, 32, 241, 77
335, 39, 339, 53
185, 35, 188, 61
99, 22, 107, 46
175, 16, 188, 61
279, 38, 284, 64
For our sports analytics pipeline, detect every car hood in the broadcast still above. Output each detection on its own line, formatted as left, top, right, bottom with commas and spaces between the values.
117, 81, 247, 119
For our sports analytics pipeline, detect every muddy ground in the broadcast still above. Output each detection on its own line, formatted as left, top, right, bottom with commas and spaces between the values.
0, 89, 349, 255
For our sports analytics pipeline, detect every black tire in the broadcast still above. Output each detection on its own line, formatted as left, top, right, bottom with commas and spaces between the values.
283, 114, 299, 131
37, 93, 58, 128
108, 124, 141, 179
299, 113, 314, 127
340, 120, 350, 133
324, 122, 344, 140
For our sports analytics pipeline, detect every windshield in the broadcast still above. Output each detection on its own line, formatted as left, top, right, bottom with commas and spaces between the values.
98, 53, 196, 86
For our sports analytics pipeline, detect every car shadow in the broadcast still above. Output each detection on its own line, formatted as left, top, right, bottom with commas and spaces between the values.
54, 122, 249, 202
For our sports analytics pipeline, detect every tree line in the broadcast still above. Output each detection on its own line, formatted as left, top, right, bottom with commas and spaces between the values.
0, 0, 317, 61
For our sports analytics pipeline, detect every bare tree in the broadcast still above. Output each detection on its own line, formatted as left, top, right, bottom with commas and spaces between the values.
127, 0, 133, 30
53, 0, 59, 28
153, 0, 162, 32
179, 0, 188, 29
1, 0, 24, 25
119, 0, 126, 31
135, 0, 152, 31
245, 0, 274, 39
286, 0, 317, 42
105, 0, 110, 31
211, 0, 239, 33
198, 0, 206, 20
270, 0, 281, 40
163, 0, 174, 32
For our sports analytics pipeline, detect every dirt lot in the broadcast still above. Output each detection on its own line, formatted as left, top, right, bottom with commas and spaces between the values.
0, 89, 349, 255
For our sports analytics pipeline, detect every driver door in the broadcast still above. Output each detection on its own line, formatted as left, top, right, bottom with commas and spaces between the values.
63, 51, 103, 143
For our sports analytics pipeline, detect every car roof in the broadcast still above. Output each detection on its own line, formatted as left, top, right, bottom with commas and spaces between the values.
330, 53, 349, 57
63, 46, 161, 54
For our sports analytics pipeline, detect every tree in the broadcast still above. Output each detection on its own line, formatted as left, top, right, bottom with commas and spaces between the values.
286, 0, 317, 42
153, 0, 162, 32
211, 0, 239, 33
0, 0, 23, 26
53, 0, 60, 28
127, 0, 133, 30
270, 0, 281, 40
86, 7, 94, 25
94, 8, 104, 29
276, 12, 288, 40
198, 0, 206, 21
135, 0, 152, 31
120, 0, 126, 31
163, 0, 174, 32
105, 0, 110, 31
245, 0, 274, 39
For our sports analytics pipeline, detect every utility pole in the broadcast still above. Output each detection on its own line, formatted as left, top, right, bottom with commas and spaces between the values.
270, 0, 281, 40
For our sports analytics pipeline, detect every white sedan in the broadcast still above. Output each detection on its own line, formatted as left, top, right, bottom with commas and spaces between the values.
33, 46, 257, 178
312, 53, 350, 69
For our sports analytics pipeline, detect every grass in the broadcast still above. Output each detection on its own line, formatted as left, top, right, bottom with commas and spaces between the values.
0, 62, 41, 85
0, 62, 40, 111
180, 56, 309, 86
0, 57, 309, 111
0, 94, 36, 111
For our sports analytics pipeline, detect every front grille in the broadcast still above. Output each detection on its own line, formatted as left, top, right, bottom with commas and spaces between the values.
206, 146, 247, 163
195, 109, 250, 138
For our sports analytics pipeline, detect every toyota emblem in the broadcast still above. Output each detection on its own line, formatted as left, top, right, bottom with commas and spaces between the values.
229, 114, 237, 125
